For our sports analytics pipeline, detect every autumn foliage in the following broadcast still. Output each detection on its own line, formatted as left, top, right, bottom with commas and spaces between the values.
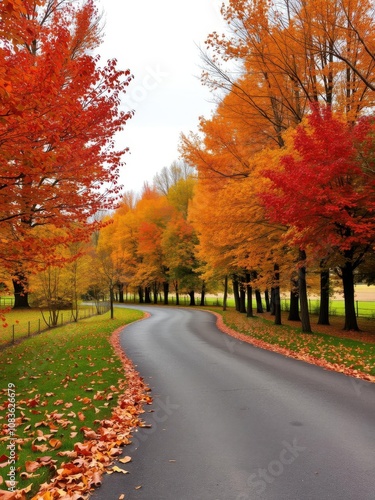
0, 0, 133, 291
178, 0, 375, 331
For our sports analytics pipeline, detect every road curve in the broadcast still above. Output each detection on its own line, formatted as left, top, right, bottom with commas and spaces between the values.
90, 305, 375, 500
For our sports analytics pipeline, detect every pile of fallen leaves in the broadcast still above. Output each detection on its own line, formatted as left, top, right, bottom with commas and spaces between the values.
1, 317, 152, 500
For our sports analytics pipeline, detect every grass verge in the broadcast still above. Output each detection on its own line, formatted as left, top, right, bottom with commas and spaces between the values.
206, 307, 375, 379
0, 307, 144, 498
0, 306, 103, 347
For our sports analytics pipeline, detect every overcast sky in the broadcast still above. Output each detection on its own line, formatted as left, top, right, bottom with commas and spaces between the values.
96, 0, 226, 194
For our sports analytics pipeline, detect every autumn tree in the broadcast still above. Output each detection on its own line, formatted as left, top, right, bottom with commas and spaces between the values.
0, 0, 133, 306
159, 175, 204, 305
31, 232, 92, 325
153, 160, 195, 196
93, 217, 129, 319
261, 106, 375, 331
181, 96, 291, 323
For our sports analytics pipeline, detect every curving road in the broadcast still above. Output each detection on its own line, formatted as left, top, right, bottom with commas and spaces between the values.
91, 305, 375, 500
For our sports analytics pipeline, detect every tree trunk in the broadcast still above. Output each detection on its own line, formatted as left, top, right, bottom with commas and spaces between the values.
200, 282, 206, 306
12, 273, 30, 309
163, 281, 169, 305
145, 286, 151, 304
265, 289, 270, 312
174, 281, 180, 306
318, 269, 330, 325
255, 290, 263, 313
109, 286, 114, 319
118, 283, 124, 303
188, 290, 195, 306
270, 288, 275, 315
138, 286, 144, 304
246, 273, 253, 317
223, 275, 228, 311
298, 250, 312, 333
288, 276, 300, 321
273, 264, 282, 325
341, 261, 360, 331
153, 282, 158, 304
239, 282, 246, 313
232, 275, 240, 311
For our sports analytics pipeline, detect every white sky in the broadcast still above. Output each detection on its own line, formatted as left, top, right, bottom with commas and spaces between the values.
96, 0, 226, 194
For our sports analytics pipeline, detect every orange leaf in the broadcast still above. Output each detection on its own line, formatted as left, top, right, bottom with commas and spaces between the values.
49, 438, 62, 449
25, 460, 41, 472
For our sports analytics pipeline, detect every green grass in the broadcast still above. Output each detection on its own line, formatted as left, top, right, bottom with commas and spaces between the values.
207, 307, 375, 377
0, 305, 102, 346
201, 296, 375, 318
0, 307, 144, 497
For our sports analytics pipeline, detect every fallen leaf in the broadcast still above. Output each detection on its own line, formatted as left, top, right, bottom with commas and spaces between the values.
20, 471, 41, 479
32, 443, 49, 453
110, 466, 129, 474
49, 438, 62, 449
25, 460, 41, 472
90, 471, 102, 487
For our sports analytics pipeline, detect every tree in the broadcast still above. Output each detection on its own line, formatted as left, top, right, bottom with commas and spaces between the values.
94, 219, 128, 320
0, 0, 133, 305
153, 161, 195, 196
31, 234, 92, 325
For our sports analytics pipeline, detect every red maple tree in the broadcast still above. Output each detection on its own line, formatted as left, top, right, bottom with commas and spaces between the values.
0, 0, 133, 305
261, 105, 375, 330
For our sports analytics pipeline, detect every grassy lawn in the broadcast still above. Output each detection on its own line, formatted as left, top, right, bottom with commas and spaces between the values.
0, 305, 103, 347
0, 307, 144, 498
207, 307, 375, 378
202, 296, 375, 318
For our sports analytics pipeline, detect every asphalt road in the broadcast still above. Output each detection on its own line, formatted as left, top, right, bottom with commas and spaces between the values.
90, 305, 375, 500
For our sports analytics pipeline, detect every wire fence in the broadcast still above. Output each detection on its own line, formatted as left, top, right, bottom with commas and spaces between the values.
0, 297, 14, 307
0, 302, 111, 349
279, 298, 375, 319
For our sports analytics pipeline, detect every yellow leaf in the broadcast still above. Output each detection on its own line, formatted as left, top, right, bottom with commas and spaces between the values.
118, 456, 132, 464
110, 466, 129, 474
